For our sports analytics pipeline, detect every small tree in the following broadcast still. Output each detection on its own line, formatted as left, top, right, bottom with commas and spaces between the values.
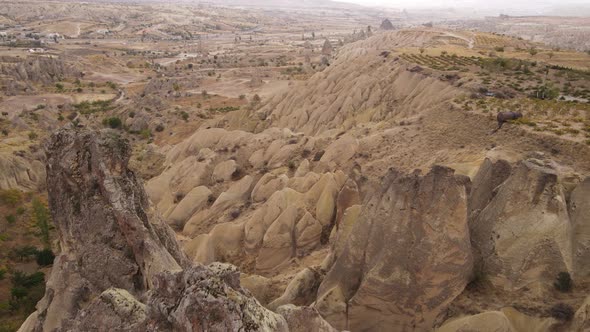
529, 48, 538, 57
35, 248, 55, 266
419, 47, 425, 54
103, 117, 122, 129
32, 197, 51, 247
554, 272, 573, 292
180, 111, 189, 122
5, 214, 16, 224
0, 189, 22, 206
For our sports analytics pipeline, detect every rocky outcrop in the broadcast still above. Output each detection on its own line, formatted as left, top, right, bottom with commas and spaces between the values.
268, 267, 324, 311
468, 158, 511, 221
18, 128, 326, 332
0, 56, 79, 85
0, 154, 45, 191
469, 160, 573, 291
321, 39, 333, 56
277, 305, 337, 332
569, 178, 590, 279
316, 166, 473, 331
573, 295, 590, 331
437, 307, 557, 332
380, 19, 395, 30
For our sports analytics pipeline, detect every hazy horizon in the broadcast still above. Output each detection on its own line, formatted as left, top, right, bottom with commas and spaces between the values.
334, 0, 590, 15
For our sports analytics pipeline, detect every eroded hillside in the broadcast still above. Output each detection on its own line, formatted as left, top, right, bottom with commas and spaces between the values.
1, 1, 590, 331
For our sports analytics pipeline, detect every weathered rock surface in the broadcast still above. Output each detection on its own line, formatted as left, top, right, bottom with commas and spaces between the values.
573, 295, 590, 331
468, 158, 512, 221
316, 166, 473, 331
268, 267, 324, 311
470, 160, 573, 291
25, 128, 187, 331
437, 307, 557, 332
569, 178, 590, 279
277, 305, 338, 332
19, 128, 331, 332
0, 154, 45, 191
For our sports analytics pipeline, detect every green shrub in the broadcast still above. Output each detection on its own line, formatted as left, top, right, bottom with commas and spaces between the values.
73, 100, 113, 114
180, 111, 189, 121
32, 198, 51, 247
554, 272, 573, 292
55, 83, 64, 91
11, 246, 38, 261
16, 207, 25, 215
139, 129, 151, 140
106, 81, 118, 90
28, 131, 38, 140
102, 117, 122, 129
5, 214, 16, 224
0, 320, 22, 332
0, 189, 22, 207
9, 271, 45, 314
11, 271, 45, 289
10, 286, 27, 300
0, 268, 6, 280
35, 249, 55, 267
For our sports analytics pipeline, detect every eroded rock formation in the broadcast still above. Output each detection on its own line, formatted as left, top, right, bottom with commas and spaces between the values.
316, 166, 473, 331
469, 160, 573, 291
19, 127, 331, 332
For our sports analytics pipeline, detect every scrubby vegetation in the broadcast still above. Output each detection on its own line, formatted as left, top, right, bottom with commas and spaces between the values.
102, 116, 122, 129
73, 100, 114, 115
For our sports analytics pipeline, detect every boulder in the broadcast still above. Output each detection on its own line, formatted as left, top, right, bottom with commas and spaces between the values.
213, 159, 238, 182
252, 172, 289, 202
166, 185, 211, 228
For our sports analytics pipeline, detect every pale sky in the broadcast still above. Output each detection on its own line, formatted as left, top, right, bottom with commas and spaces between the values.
334, 0, 590, 14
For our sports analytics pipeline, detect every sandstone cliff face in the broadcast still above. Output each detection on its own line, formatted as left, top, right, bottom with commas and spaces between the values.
469, 160, 573, 291
569, 178, 590, 279
316, 166, 473, 331
18, 128, 316, 332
